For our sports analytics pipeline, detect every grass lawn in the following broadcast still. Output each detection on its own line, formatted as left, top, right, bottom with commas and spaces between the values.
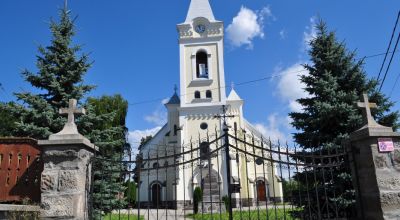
102, 213, 144, 220
187, 208, 298, 220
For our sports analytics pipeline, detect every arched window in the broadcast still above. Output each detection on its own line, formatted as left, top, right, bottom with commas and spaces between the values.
194, 91, 201, 99
153, 162, 159, 169
206, 90, 212, 98
200, 142, 210, 160
174, 125, 177, 136
196, 51, 208, 78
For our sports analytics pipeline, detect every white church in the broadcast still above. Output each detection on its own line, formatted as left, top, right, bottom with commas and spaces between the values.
137, 0, 283, 210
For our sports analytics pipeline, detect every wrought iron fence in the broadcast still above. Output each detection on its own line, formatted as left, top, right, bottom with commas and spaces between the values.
89, 125, 356, 220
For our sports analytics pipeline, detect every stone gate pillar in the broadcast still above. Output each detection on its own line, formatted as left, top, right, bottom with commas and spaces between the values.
348, 94, 400, 220
38, 99, 97, 219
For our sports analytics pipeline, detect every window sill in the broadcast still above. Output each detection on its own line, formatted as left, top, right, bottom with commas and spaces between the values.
192, 98, 212, 103
189, 79, 213, 87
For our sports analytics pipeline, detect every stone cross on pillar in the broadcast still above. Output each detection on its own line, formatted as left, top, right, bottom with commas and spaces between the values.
59, 99, 85, 125
49, 99, 86, 140
357, 93, 379, 127
39, 98, 96, 219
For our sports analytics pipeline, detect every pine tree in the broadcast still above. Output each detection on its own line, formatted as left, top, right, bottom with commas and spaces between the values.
2, 7, 130, 217
4, 7, 94, 139
289, 20, 399, 218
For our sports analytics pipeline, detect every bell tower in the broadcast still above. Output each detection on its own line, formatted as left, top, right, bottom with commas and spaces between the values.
177, 0, 226, 107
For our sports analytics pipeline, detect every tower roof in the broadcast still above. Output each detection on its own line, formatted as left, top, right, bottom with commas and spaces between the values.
167, 93, 180, 105
185, 0, 215, 23
227, 89, 242, 101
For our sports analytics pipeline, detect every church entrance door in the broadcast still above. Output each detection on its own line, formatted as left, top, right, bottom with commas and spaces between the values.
151, 183, 162, 207
256, 180, 267, 201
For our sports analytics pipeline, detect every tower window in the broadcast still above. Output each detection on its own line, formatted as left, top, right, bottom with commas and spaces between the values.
194, 91, 201, 99
206, 90, 212, 98
200, 123, 208, 130
196, 51, 208, 78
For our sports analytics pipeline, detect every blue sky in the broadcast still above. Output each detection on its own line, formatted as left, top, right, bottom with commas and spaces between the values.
1, 1, 400, 146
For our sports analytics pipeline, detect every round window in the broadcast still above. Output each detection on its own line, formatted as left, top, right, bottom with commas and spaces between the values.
200, 122, 208, 130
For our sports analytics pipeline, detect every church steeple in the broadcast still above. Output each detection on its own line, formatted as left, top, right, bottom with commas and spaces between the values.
185, 0, 215, 23
177, 0, 226, 107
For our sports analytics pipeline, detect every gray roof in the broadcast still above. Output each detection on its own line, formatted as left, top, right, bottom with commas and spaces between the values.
185, 0, 215, 23
166, 93, 180, 105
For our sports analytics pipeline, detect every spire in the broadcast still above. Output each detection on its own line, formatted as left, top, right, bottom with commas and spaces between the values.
227, 88, 242, 101
166, 85, 181, 105
185, 0, 215, 23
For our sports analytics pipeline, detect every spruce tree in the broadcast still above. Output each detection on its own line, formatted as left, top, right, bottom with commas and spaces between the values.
2, 6, 130, 217
4, 7, 94, 139
289, 21, 399, 218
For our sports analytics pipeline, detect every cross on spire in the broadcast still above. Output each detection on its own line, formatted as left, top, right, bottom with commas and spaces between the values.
174, 84, 178, 94
60, 99, 85, 125
357, 93, 378, 126
214, 105, 236, 128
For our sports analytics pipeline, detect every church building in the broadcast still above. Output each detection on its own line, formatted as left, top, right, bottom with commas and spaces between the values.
137, 0, 283, 210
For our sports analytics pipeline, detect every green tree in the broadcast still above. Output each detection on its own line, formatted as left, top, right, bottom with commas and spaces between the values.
4, 7, 94, 139
124, 180, 137, 206
1, 6, 130, 218
79, 95, 130, 217
193, 187, 203, 214
289, 20, 399, 218
0, 102, 17, 137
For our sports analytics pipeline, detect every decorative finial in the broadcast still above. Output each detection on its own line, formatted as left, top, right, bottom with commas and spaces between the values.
357, 94, 378, 126
174, 84, 178, 94
231, 82, 235, 90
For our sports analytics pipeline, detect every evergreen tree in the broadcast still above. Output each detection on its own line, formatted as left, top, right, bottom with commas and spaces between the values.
0, 102, 17, 137
289, 21, 399, 218
2, 6, 130, 217
4, 7, 94, 139
79, 95, 129, 217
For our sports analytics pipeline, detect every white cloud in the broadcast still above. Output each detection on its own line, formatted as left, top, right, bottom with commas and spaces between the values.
226, 6, 273, 49
161, 98, 169, 105
128, 127, 161, 155
144, 99, 169, 126
253, 114, 288, 142
276, 63, 310, 112
279, 29, 287, 40
303, 16, 318, 50
144, 110, 167, 126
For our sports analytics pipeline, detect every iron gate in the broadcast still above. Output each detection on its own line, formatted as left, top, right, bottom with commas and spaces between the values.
89, 125, 356, 220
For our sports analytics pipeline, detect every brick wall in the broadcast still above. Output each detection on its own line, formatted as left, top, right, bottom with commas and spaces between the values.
0, 138, 42, 203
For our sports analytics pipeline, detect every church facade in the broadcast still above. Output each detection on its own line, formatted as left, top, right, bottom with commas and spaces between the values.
137, 0, 283, 209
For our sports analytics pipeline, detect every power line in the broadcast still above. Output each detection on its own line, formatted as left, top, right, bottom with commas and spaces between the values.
128, 50, 400, 106
379, 31, 400, 92
389, 71, 400, 98
377, 11, 400, 81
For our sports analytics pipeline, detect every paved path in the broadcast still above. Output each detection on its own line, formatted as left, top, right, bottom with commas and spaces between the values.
113, 205, 290, 220
114, 209, 191, 220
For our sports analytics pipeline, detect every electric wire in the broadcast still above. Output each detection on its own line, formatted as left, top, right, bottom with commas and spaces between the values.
128, 50, 400, 106
379, 31, 400, 92
389, 72, 400, 98
377, 11, 400, 81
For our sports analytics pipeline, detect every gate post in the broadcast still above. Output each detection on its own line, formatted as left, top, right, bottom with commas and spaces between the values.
38, 99, 97, 219
348, 94, 400, 219
223, 127, 233, 220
